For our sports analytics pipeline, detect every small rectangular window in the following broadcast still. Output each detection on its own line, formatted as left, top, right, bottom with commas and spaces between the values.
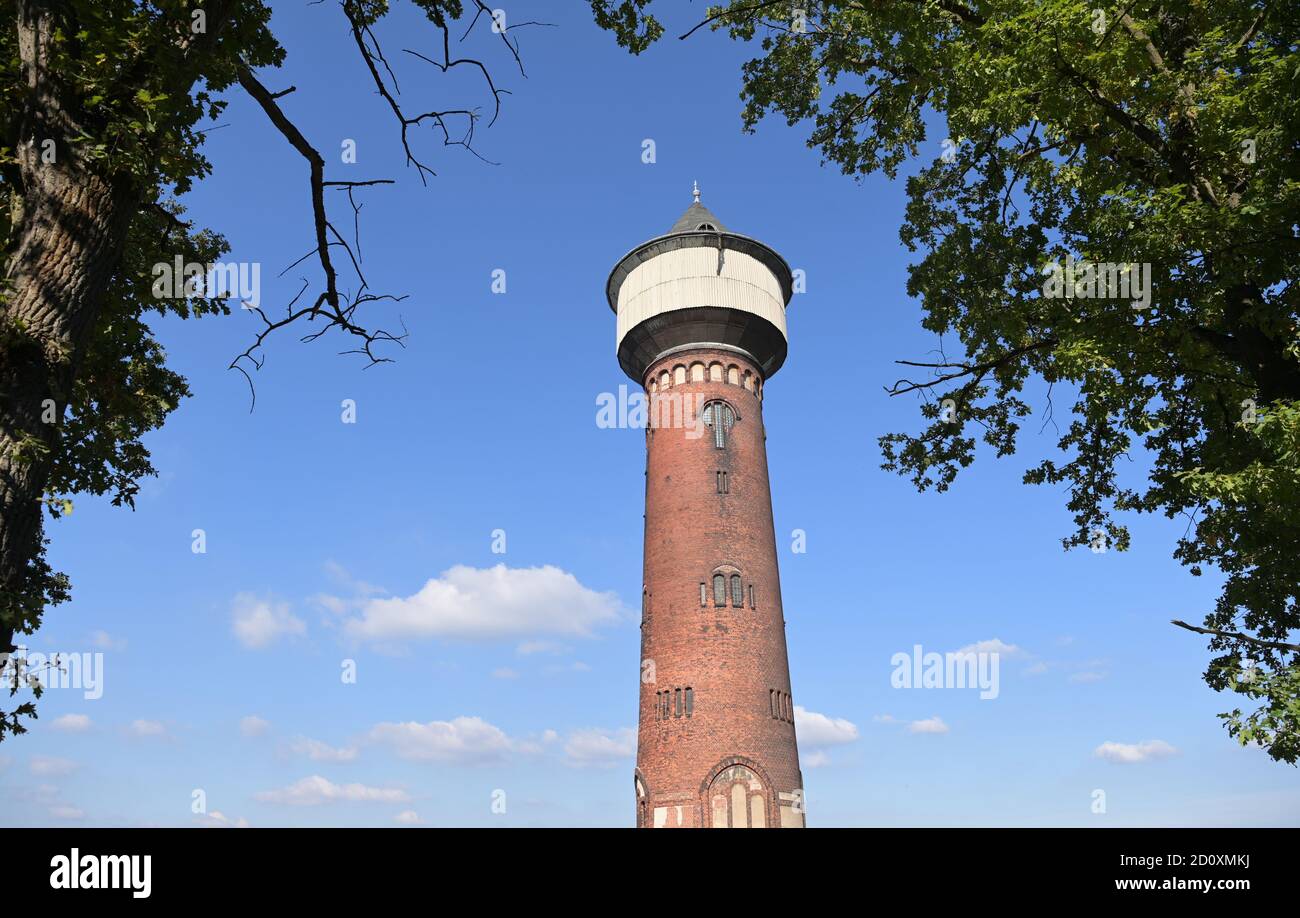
770, 689, 777, 718
685, 687, 693, 717
749, 585, 756, 609
674, 687, 682, 718
654, 691, 660, 721
716, 470, 728, 494
699, 582, 707, 607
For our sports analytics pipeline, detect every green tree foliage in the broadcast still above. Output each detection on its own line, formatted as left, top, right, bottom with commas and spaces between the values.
593, 0, 1300, 762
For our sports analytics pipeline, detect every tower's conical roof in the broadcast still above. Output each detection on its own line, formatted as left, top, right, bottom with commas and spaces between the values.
668, 200, 726, 234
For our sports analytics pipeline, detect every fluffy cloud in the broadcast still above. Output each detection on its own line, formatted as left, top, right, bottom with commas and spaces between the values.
908, 716, 950, 735
89, 630, 127, 651
254, 775, 409, 806
128, 719, 166, 738
395, 810, 423, 825
1094, 740, 1178, 764
953, 638, 1022, 657
368, 716, 512, 765
49, 805, 85, 820
290, 737, 359, 763
50, 713, 91, 733
240, 715, 271, 738
341, 565, 622, 643
794, 707, 859, 747
200, 811, 250, 828
30, 756, 77, 777
563, 728, 636, 767
803, 750, 830, 768
232, 594, 306, 650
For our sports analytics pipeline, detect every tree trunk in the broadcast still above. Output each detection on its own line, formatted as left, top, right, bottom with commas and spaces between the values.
1, 0, 135, 653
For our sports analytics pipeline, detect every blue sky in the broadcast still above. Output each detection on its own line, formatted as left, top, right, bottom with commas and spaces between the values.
2, 1, 1296, 828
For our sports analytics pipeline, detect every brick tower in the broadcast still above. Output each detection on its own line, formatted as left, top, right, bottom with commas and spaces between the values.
607, 185, 804, 828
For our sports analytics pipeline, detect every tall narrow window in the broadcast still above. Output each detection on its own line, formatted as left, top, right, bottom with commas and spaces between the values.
699, 582, 707, 607
685, 687, 694, 717
730, 574, 743, 606
674, 687, 682, 718
749, 585, 756, 609
770, 689, 777, 718
703, 402, 735, 449
716, 470, 728, 494
713, 574, 726, 605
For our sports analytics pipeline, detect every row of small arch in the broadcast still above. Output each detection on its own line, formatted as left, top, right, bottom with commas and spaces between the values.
648, 361, 763, 399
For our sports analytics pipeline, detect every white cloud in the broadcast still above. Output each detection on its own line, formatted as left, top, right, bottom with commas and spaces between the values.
240, 715, 271, 738
803, 750, 830, 768
89, 630, 127, 651
368, 716, 512, 765
908, 716, 950, 735
30, 756, 77, 777
128, 719, 166, 738
50, 805, 84, 820
232, 594, 306, 650
201, 811, 250, 828
50, 713, 91, 733
342, 564, 622, 644
954, 638, 1022, 657
395, 810, 423, 825
290, 737, 359, 763
1094, 740, 1178, 764
872, 714, 898, 724
1023, 661, 1049, 676
794, 706, 859, 747
563, 727, 636, 767
254, 775, 409, 806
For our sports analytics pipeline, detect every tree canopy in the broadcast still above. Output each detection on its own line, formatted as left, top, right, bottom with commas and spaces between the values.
593, 0, 1300, 762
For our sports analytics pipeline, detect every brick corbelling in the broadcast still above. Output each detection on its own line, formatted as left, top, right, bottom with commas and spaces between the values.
635, 346, 802, 827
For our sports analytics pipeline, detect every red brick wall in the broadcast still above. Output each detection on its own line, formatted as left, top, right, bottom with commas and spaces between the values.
635, 347, 803, 828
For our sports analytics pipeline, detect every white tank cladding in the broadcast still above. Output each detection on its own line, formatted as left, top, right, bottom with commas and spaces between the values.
605, 193, 794, 384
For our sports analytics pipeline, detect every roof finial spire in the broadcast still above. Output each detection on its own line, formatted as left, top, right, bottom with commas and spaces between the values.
692, 180, 701, 204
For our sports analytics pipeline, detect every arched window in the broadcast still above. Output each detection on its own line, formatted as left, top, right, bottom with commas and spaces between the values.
703, 401, 735, 449
730, 574, 743, 606
713, 574, 726, 605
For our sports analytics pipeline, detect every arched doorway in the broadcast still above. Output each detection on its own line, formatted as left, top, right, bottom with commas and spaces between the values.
707, 763, 768, 828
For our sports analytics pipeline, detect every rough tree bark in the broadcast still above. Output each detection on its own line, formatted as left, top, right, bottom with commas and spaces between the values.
1, 0, 136, 654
